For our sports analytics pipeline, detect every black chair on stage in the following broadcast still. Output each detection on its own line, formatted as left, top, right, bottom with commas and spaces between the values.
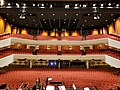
0, 84, 7, 89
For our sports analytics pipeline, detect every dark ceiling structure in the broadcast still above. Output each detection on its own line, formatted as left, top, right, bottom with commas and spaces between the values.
0, 0, 120, 33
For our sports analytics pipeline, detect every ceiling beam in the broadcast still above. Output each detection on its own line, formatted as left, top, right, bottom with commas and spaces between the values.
8, 0, 109, 2
0, 8, 120, 14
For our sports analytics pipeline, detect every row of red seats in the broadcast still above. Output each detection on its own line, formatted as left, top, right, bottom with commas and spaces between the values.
0, 68, 120, 89
86, 34, 120, 41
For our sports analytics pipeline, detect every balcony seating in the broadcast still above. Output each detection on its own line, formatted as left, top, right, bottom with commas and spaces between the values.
62, 36, 82, 41
86, 34, 120, 41
37, 36, 57, 40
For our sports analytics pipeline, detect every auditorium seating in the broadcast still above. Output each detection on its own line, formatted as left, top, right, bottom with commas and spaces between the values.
0, 68, 120, 89
86, 34, 120, 41
62, 36, 82, 41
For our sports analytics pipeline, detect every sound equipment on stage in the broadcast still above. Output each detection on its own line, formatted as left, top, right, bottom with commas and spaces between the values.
0, 84, 7, 89
50, 82, 62, 86
46, 85, 55, 90
58, 85, 66, 90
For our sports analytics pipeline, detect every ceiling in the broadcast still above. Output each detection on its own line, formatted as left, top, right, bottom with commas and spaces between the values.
0, 0, 120, 33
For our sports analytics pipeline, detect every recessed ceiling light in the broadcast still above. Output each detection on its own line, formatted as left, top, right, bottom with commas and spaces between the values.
65, 13, 67, 16
44, 22, 46, 23
33, 3, 35, 6
53, 13, 55, 16
64, 18, 66, 21
16, 3, 20, 8
108, 3, 111, 6
75, 4, 78, 7
92, 24, 94, 26
12, 19, 14, 21
1, 0, 4, 6
85, 20, 87, 22
111, 14, 113, 16
37, 4, 40, 7
101, 4, 104, 7
116, 4, 119, 7
93, 4, 96, 7
65, 5, 69, 9
83, 4, 87, 8
73, 22, 75, 24
64, 22, 66, 24
35, 24, 38, 26
41, 14, 43, 16
33, 20, 35, 22
4, 18, 6, 20
23, 3, 26, 6
74, 19, 77, 21
8, 3, 11, 6
106, 20, 108, 21
113, 19, 116, 21
76, 14, 79, 16
41, 3, 44, 7
50, 4, 52, 8
53, 19, 55, 21
30, 13, 32, 16
88, 14, 90, 16
43, 19, 45, 21
82, 24, 84, 26
7, 13, 9, 15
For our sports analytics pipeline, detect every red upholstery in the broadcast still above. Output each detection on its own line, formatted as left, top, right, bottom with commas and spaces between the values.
0, 68, 120, 89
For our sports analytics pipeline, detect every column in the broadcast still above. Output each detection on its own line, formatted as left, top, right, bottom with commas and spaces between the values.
58, 59, 61, 69
58, 45, 62, 55
86, 60, 89, 69
30, 60, 32, 68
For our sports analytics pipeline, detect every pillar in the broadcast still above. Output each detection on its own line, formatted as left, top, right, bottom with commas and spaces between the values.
58, 59, 61, 69
30, 60, 32, 68
86, 60, 89, 69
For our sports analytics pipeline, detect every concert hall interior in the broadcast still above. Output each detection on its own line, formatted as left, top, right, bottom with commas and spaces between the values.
0, 0, 120, 90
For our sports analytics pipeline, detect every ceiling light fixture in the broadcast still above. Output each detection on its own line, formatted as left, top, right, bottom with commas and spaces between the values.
100, 3, 104, 8
33, 3, 35, 6
76, 13, 79, 16
50, 4, 52, 8
65, 13, 67, 16
8, 3, 11, 6
40, 3, 45, 8
65, 4, 69, 9
93, 13, 100, 20
16, 3, 20, 8
0, 0, 4, 6
74, 4, 79, 9
83, 4, 87, 8
19, 7, 26, 19
19, 13, 26, 19
116, 4, 119, 8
